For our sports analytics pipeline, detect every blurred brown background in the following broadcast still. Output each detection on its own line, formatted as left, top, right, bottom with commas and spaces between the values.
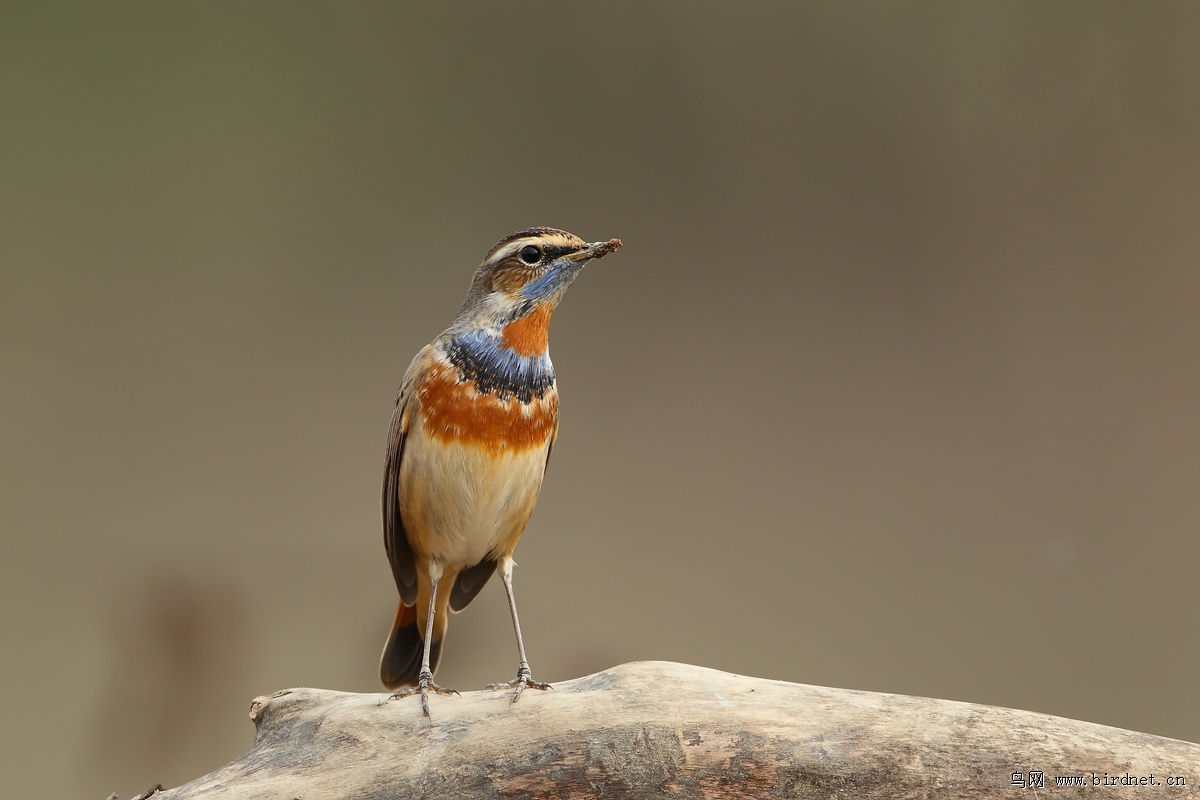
2, 2, 1198, 796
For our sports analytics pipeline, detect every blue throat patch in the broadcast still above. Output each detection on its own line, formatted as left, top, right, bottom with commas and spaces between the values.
444, 330, 555, 403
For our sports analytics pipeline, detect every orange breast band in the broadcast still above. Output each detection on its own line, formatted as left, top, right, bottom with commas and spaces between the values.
417, 363, 558, 453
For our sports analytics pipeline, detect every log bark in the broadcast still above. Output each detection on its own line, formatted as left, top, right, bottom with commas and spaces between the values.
153, 661, 1197, 799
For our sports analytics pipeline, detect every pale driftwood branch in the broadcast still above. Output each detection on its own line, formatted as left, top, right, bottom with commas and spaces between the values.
154, 661, 1197, 799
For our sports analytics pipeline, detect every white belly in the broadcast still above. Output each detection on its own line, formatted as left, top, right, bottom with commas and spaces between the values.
399, 421, 550, 568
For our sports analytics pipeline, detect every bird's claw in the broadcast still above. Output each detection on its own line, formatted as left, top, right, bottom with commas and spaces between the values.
486, 665, 552, 704
388, 671, 458, 718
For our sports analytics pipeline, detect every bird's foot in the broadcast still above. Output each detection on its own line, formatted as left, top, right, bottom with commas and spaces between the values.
486, 663, 552, 704
388, 670, 458, 718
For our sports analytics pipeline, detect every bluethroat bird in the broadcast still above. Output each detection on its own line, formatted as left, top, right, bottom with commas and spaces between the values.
380, 227, 622, 716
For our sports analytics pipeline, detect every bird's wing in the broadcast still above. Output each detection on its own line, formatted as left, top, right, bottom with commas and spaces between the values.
449, 558, 496, 612
544, 414, 558, 472
382, 349, 428, 607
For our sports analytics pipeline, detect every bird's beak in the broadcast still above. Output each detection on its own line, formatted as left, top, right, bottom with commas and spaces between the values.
566, 238, 623, 263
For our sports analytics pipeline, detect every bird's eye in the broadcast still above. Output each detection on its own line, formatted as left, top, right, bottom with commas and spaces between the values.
518, 245, 542, 265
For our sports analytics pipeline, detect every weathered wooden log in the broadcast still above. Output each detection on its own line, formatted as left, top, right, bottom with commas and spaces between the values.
151, 661, 1197, 799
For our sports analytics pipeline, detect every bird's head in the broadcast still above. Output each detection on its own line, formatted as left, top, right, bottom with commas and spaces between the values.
453, 228, 622, 345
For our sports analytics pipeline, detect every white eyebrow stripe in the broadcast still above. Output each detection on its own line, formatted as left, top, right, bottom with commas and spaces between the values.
487, 240, 526, 264
484, 233, 584, 266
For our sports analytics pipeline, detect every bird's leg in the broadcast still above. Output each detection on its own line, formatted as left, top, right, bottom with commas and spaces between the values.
486, 557, 551, 702
389, 573, 457, 717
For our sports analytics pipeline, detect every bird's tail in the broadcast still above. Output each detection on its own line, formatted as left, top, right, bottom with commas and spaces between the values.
380, 601, 444, 690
